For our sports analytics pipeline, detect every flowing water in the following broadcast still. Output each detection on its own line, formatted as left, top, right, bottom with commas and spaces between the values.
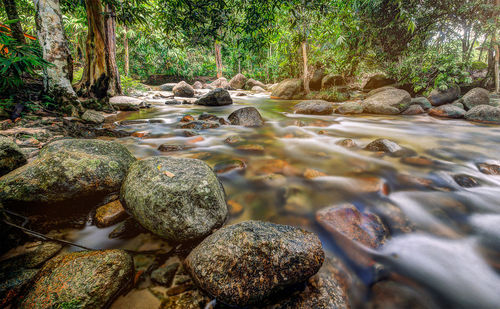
74, 93, 500, 307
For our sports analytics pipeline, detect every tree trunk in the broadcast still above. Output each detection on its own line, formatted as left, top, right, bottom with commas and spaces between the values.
33, 0, 77, 101
301, 41, 310, 94
494, 0, 500, 93
77, 0, 121, 98
124, 25, 129, 77
3, 0, 25, 44
215, 42, 223, 78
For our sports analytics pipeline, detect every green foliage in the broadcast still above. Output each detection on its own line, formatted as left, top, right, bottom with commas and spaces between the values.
471, 61, 488, 71
120, 75, 147, 95
0, 31, 50, 93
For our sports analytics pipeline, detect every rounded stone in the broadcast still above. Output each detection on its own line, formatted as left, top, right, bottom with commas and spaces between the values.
462, 88, 490, 110
0, 137, 26, 177
173, 81, 195, 98
195, 88, 233, 106
18, 250, 134, 309
294, 100, 334, 115
0, 139, 136, 208
228, 107, 264, 127
185, 220, 325, 306
120, 157, 227, 242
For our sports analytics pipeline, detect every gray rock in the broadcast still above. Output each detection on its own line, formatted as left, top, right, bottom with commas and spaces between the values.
151, 262, 180, 286
185, 221, 324, 306
294, 100, 333, 115
159, 83, 177, 91
229, 73, 247, 89
362, 88, 411, 115
410, 97, 432, 110
462, 88, 490, 110
452, 101, 465, 109
81, 109, 105, 124
228, 107, 264, 127
0, 137, 26, 177
195, 88, 233, 106
18, 250, 133, 309
245, 78, 266, 90
402, 105, 425, 115
0, 139, 136, 207
192, 81, 203, 89
365, 139, 407, 156
271, 79, 303, 99
211, 77, 232, 89
428, 86, 460, 106
120, 157, 227, 243
109, 96, 146, 111
310, 68, 325, 91
336, 101, 363, 114
252, 85, 266, 92
429, 104, 466, 119
173, 81, 195, 98
362, 74, 395, 91
465, 105, 500, 124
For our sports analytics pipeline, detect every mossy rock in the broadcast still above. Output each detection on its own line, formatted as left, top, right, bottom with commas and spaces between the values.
0, 137, 26, 177
0, 139, 136, 208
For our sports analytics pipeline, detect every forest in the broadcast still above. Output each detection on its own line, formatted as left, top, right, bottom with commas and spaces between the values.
0, 0, 500, 309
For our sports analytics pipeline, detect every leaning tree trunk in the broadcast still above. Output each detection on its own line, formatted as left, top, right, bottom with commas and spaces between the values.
215, 42, 223, 78
77, 0, 121, 98
301, 41, 310, 94
3, 0, 25, 44
124, 25, 129, 77
33, 0, 77, 102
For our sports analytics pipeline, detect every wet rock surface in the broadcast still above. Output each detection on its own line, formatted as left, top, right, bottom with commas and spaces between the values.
120, 156, 227, 242
185, 220, 324, 306
465, 105, 500, 124
173, 81, 195, 98
337, 101, 364, 114
428, 86, 460, 106
0, 139, 136, 208
228, 107, 264, 127
362, 88, 411, 115
18, 250, 134, 309
195, 88, 233, 106
477, 163, 500, 175
294, 100, 334, 115
110, 96, 147, 111
402, 105, 425, 115
95, 200, 128, 228
429, 104, 466, 119
364, 139, 408, 157
410, 97, 432, 110
0, 136, 26, 177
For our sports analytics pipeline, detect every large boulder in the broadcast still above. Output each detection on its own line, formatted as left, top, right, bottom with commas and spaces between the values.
362, 74, 395, 91
159, 83, 177, 91
0, 139, 136, 208
195, 88, 233, 106
322, 74, 345, 89
228, 107, 264, 127
252, 85, 266, 92
18, 250, 133, 309
429, 104, 466, 119
310, 68, 325, 91
81, 109, 105, 124
461, 88, 490, 110
229, 73, 247, 90
428, 86, 460, 106
192, 81, 203, 89
271, 79, 303, 100
465, 105, 500, 124
0, 137, 26, 177
294, 100, 334, 115
185, 221, 324, 307
245, 78, 266, 90
173, 81, 195, 98
120, 157, 227, 243
336, 101, 363, 114
109, 96, 146, 111
362, 88, 411, 115
410, 97, 432, 110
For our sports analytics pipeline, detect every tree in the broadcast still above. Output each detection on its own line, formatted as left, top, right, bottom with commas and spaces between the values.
33, 0, 77, 102
3, 0, 25, 43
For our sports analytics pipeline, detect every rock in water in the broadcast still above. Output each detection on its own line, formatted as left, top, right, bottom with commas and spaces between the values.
0, 137, 26, 177
210, 77, 231, 89
365, 138, 407, 157
109, 96, 146, 111
0, 139, 136, 208
336, 101, 364, 114
18, 250, 133, 309
195, 88, 233, 106
465, 105, 500, 124
228, 107, 264, 127
294, 100, 334, 115
245, 78, 266, 90
410, 97, 432, 110
271, 79, 304, 99
461, 88, 490, 110
185, 221, 324, 306
362, 88, 411, 115
192, 81, 203, 89
95, 200, 128, 228
252, 85, 266, 92
402, 105, 425, 115
229, 73, 247, 90
428, 104, 466, 119
173, 81, 195, 98
81, 109, 105, 124
120, 157, 227, 242
428, 86, 460, 106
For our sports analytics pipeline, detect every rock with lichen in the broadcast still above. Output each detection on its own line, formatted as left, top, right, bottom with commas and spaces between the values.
0, 137, 26, 177
185, 220, 324, 307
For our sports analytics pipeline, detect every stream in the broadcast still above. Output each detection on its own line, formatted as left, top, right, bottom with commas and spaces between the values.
72, 93, 500, 308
